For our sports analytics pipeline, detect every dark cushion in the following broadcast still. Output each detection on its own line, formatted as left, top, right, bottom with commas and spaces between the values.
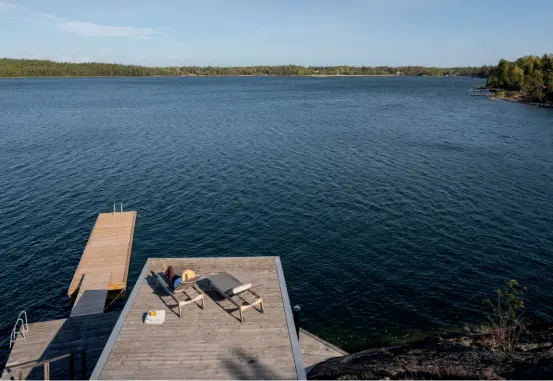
208, 272, 243, 295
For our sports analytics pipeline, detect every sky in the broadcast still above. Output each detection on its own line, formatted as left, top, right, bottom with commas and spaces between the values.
1, 0, 552, 67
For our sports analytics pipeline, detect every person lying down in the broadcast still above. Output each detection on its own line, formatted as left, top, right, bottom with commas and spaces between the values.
163, 264, 200, 291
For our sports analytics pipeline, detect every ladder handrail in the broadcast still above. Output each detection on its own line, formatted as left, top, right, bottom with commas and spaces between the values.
113, 202, 124, 214
18, 310, 28, 332
9, 311, 29, 348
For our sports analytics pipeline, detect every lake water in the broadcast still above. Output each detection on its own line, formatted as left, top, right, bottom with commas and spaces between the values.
1, 77, 552, 361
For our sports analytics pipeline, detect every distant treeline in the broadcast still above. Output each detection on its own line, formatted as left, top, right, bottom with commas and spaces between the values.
0, 58, 493, 78
487, 54, 553, 101
0, 59, 177, 77
180, 65, 493, 77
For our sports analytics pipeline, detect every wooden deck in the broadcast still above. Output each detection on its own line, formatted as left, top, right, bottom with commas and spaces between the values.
90, 257, 305, 380
2, 312, 119, 380
68, 211, 136, 298
299, 329, 347, 372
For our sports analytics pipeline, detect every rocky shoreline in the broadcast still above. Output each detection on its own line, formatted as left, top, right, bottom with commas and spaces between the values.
307, 324, 553, 380
470, 86, 553, 108
498, 96, 553, 108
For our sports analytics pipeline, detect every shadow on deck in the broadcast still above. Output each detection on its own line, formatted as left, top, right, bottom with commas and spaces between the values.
2, 291, 119, 380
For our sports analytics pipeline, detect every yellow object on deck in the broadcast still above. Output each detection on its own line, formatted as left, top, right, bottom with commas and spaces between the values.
68, 211, 137, 298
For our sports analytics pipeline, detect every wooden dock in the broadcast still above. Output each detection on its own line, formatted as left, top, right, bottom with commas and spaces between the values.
68, 211, 136, 298
4, 254, 347, 380
1, 312, 119, 380
90, 257, 306, 380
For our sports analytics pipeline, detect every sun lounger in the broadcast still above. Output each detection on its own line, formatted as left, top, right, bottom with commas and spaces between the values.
154, 271, 204, 318
208, 272, 264, 322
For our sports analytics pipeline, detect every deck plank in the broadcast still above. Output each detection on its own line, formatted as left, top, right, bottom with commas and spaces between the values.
68, 211, 136, 297
92, 257, 304, 380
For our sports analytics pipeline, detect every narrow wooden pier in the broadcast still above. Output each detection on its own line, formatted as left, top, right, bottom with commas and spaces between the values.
68, 211, 137, 299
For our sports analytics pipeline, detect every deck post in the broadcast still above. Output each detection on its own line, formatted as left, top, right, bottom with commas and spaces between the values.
293, 305, 301, 339
69, 352, 75, 380
44, 361, 50, 380
81, 350, 87, 379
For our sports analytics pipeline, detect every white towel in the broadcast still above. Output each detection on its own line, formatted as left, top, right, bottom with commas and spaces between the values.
144, 310, 166, 324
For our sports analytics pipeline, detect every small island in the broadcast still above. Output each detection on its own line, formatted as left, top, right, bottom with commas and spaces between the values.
485, 54, 553, 107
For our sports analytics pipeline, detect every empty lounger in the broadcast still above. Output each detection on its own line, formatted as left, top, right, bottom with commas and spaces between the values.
208, 272, 264, 322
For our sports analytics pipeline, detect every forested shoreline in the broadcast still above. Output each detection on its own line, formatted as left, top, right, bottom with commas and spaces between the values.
486, 54, 553, 103
0, 58, 492, 78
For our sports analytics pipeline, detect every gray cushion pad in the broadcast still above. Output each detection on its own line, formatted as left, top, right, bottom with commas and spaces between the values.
208, 272, 243, 295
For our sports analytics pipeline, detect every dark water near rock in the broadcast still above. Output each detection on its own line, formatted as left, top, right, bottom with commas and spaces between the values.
1, 77, 552, 360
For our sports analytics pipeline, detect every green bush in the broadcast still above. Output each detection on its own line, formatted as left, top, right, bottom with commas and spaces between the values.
485, 279, 526, 352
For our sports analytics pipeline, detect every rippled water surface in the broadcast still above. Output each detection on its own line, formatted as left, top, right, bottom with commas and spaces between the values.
1, 77, 552, 360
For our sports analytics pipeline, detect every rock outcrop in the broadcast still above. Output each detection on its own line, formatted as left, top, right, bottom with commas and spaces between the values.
308, 325, 553, 380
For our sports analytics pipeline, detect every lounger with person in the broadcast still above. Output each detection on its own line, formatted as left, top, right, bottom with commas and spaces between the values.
207, 272, 264, 322
154, 266, 204, 318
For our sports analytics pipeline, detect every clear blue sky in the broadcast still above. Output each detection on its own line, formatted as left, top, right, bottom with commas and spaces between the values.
1, 0, 552, 67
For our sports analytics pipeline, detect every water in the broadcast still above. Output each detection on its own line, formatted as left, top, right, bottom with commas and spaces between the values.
1, 76, 552, 361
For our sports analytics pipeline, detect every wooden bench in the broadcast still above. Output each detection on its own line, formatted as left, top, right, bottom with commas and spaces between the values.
153, 272, 204, 318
